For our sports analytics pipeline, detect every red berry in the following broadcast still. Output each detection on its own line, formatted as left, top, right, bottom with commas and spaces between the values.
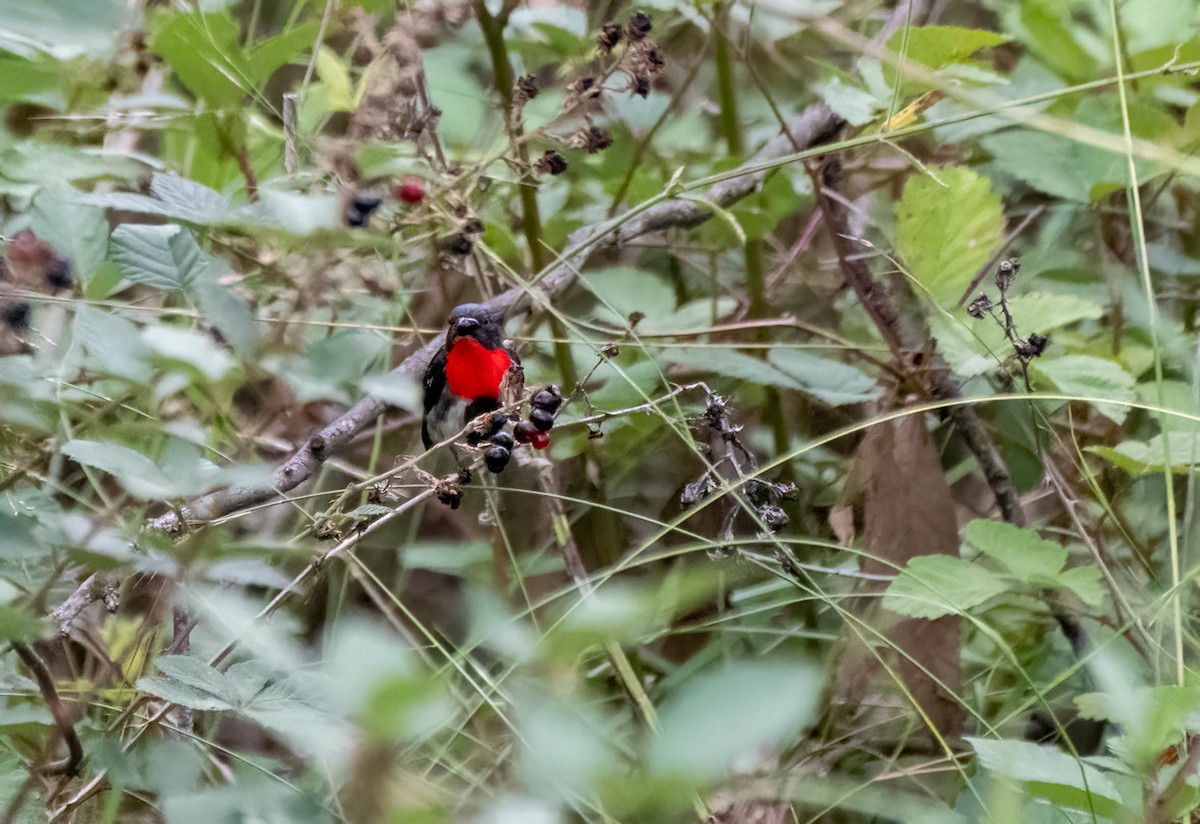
396, 176, 425, 204
530, 431, 550, 450
514, 420, 539, 444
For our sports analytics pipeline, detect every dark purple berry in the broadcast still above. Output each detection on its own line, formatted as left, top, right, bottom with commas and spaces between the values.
514, 420, 539, 444
485, 445, 511, 473
529, 408, 554, 432
531, 386, 562, 413
490, 431, 514, 451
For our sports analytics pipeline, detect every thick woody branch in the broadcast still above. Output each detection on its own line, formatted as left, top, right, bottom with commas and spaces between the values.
143, 0, 933, 537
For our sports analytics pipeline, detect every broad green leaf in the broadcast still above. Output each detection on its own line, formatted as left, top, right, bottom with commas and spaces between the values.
967, 737, 1126, 817
1034, 355, 1136, 424
0, 511, 38, 555
1119, 0, 1198, 52
1090, 431, 1200, 474
110, 224, 211, 292
585, 267, 676, 325
1052, 566, 1104, 607
814, 76, 880, 127
886, 26, 1006, 72
72, 307, 152, 384
1016, 0, 1097, 81
766, 349, 879, 406
650, 659, 821, 778
519, 689, 616, 800
61, 439, 172, 500
194, 277, 257, 357
142, 326, 236, 382
0, 0, 133, 60
315, 47, 353, 112
1137, 380, 1200, 432
138, 655, 238, 711
883, 555, 1009, 619
29, 186, 109, 288
982, 130, 1124, 203
895, 166, 1004, 306
88, 173, 232, 225
0, 56, 66, 108
963, 519, 1066, 580
150, 10, 251, 108
245, 21, 321, 85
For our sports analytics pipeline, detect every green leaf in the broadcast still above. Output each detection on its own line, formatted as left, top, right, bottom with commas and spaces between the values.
61, 439, 170, 500
887, 26, 1006, 72
1052, 566, 1105, 607
72, 307, 152, 384
883, 555, 1009, 619
150, 10, 251, 107
649, 659, 821, 778
814, 76, 880, 127
29, 186, 109, 289
138, 655, 239, 711
245, 21, 321, 85
967, 737, 1126, 817
963, 519, 1066, 580
0, 0, 134, 60
315, 47, 353, 111
142, 326, 236, 383
1016, 0, 1097, 81
1034, 355, 1136, 424
0, 56, 66, 108
89, 173, 232, 225
766, 349, 879, 406
1090, 432, 1200, 474
584, 267, 676, 325
1119, 0, 1198, 52
895, 166, 1004, 306
982, 130, 1124, 203
110, 224, 212, 292
194, 277, 257, 357
361, 371, 422, 414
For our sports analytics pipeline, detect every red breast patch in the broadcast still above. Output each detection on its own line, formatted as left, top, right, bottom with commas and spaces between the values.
445, 338, 511, 400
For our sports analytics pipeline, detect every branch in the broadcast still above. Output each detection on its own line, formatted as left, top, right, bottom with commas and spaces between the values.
144, 0, 933, 537
11, 642, 83, 776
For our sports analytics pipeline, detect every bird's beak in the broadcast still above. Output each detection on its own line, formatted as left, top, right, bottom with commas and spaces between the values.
456, 317, 481, 336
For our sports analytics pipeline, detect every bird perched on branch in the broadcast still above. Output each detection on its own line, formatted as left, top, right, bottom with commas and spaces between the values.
422, 303, 521, 450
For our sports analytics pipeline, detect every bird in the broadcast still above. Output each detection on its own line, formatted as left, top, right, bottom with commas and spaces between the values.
421, 303, 519, 450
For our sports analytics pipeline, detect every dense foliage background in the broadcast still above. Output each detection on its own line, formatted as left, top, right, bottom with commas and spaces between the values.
2, 0, 1200, 821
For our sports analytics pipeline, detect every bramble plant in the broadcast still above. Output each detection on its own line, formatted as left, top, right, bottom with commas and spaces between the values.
2, 0, 1200, 822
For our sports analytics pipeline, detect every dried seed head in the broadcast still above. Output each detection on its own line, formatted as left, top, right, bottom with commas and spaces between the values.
995, 257, 1020, 292
535, 149, 568, 175
569, 75, 602, 101
514, 73, 540, 104
598, 22, 622, 52
627, 11, 653, 41
1016, 332, 1049, 361
601, 342, 620, 358
643, 46, 665, 73
572, 125, 613, 153
759, 504, 788, 532
632, 73, 651, 98
967, 293, 992, 320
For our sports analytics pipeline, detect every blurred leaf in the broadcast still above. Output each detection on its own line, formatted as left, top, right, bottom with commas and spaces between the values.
766, 349, 879, 406
1034, 355, 1136, 424
982, 130, 1123, 203
585, 267, 675, 325
361, 371, 422, 414
72, 307, 152, 384
814, 76, 880, 126
246, 22, 321, 85
518, 688, 617, 800
1090, 431, 1200, 474
649, 659, 821, 779
967, 737, 1126, 817
1119, 0, 1197, 52
150, 10, 251, 107
138, 655, 238, 711
895, 166, 1004, 306
194, 277, 258, 356
887, 26, 1006, 71
0, 56, 66, 108
89, 174, 233, 225
29, 186, 109, 289
143, 326, 236, 383
0, 0, 133, 59
884, 555, 1009, 619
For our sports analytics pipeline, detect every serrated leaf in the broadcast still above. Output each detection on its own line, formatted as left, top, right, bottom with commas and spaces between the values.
967, 737, 1126, 817
887, 26, 1006, 71
1090, 432, 1200, 474
982, 130, 1124, 203
110, 224, 211, 292
61, 439, 169, 500
963, 519, 1066, 579
895, 166, 1004, 306
883, 554, 1009, 619
814, 76, 880, 126
194, 277, 257, 356
29, 186, 108, 288
1034, 355, 1136, 424
142, 326, 236, 382
1051, 566, 1105, 607
87, 173, 232, 225
72, 307, 152, 384
138, 655, 238, 711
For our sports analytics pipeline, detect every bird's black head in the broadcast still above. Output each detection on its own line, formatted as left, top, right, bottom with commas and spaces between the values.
446, 303, 504, 349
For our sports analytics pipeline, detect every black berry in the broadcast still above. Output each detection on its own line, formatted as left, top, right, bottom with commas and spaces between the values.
531, 386, 562, 412
529, 408, 554, 432
485, 445, 511, 474
490, 431, 514, 451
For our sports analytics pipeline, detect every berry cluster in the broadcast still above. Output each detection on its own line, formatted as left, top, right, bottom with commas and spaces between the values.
471, 386, 562, 475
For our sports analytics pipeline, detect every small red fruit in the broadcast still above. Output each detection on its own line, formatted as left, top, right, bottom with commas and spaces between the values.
530, 430, 550, 450
514, 419, 539, 444
396, 176, 426, 204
